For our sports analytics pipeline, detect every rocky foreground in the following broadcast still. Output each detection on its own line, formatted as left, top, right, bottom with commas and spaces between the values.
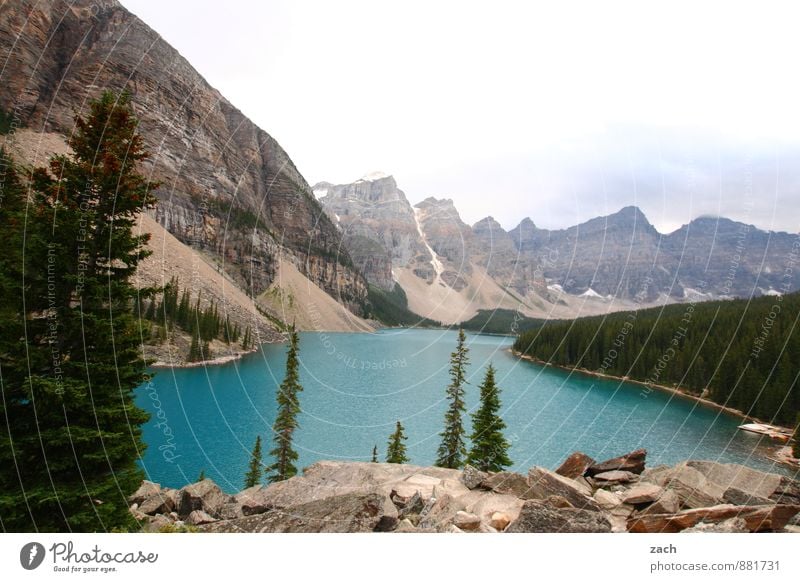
129, 449, 800, 533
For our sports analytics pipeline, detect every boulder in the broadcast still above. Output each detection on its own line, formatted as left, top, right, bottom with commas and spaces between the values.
200, 492, 388, 533
620, 483, 663, 505
505, 500, 612, 533
682, 517, 749, 533
627, 503, 800, 533
141, 513, 175, 533
394, 518, 421, 533
722, 487, 775, 507
453, 511, 481, 531
178, 479, 232, 518
129, 481, 161, 505
594, 489, 622, 510
490, 511, 512, 531
235, 486, 272, 516
397, 491, 425, 519
546, 495, 573, 509
662, 465, 724, 509
526, 467, 601, 511
593, 470, 637, 484
572, 476, 594, 496
138, 492, 175, 516
418, 494, 461, 531
555, 452, 596, 480
479, 471, 532, 498
586, 449, 647, 476
637, 489, 681, 516
460, 465, 488, 490
186, 510, 217, 526
462, 492, 524, 525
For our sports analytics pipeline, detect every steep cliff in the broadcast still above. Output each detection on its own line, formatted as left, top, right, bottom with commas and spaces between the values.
0, 0, 368, 317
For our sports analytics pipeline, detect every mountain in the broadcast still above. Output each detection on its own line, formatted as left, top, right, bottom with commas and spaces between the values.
0, 0, 369, 328
319, 174, 799, 325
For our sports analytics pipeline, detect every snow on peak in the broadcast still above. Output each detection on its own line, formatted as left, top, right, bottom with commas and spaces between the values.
358, 171, 390, 182
313, 188, 328, 199
579, 288, 604, 299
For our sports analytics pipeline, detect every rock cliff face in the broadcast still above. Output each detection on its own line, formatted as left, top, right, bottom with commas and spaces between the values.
511, 207, 799, 300
316, 173, 432, 291
0, 0, 368, 316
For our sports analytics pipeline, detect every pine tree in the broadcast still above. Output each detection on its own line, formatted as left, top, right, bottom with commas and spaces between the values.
386, 421, 409, 464
371, 445, 378, 463
466, 365, 512, 472
0, 92, 157, 531
197, 470, 206, 482
244, 435, 263, 488
266, 328, 303, 483
435, 329, 470, 468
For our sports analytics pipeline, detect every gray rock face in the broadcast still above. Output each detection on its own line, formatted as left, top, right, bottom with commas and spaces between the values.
506, 500, 612, 533
317, 174, 431, 290
479, 471, 532, 497
177, 479, 233, 518
682, 517, 749, 533
0, 0, 368, 315
200, 493, 387, 533
460, 465, 489, 490
510, 208, 798, 300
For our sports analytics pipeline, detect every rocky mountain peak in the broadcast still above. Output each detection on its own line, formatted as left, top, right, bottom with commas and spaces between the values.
472, 216, 505, 232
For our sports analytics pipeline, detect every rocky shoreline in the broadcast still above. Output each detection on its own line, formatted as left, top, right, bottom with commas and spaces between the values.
129, 449, 800, 533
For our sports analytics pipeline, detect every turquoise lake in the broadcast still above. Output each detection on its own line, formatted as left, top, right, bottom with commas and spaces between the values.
135, 329, 797, 492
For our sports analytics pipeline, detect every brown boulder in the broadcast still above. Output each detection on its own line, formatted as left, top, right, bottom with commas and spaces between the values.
526, 467, 602, 511
620, 483, 663, 505
586, 449, 647, 476
627, 503, 800, 533
555, 452, 596, 480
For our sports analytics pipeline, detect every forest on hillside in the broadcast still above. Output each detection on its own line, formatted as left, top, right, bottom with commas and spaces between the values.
513, 292, 800, 426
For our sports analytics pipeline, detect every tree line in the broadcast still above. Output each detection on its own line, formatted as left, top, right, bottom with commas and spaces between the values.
135, 276, 254, 361
513, 292, 800, 428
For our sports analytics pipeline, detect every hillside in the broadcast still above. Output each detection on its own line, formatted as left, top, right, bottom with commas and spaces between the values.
513, 292, 800, 426
0, 0, 368, 324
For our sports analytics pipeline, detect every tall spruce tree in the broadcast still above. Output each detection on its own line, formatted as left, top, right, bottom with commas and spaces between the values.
266, 328, 303, 483
386, 421, 409, 464
371, 445, 378, 463
466, 365, 512, 472
0, 92, 157, 531
435, 329, 470, 468
244, 435, 263, 488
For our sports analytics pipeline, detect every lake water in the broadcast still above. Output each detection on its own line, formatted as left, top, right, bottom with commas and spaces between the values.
135, 329, 796, 492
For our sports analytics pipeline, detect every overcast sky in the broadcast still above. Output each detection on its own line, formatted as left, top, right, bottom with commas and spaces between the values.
123, 0, 800, 234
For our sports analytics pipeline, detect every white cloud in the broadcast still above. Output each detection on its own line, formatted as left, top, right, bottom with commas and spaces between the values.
123, 0, 800, 233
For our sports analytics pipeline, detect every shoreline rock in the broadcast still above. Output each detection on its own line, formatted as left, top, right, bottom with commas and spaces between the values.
129, 450, 800, 534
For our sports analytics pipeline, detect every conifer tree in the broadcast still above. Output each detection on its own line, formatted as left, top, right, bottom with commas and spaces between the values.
371, 445, 378, 463
386, 421, 409, 464
244, 435, 263, 488
435, 329, 470, 468
0, 92, 157, 531
266, 328, 303, 482
197, 470, 206, 482
466, 365, 512, 472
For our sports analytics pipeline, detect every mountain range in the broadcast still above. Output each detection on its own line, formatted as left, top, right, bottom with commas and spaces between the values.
317, 173, 798, 323
1, 0, 796, 333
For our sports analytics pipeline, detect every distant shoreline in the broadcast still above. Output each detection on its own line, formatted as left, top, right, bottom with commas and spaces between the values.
148, 346, 261, 369
509, 348, 796, 438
